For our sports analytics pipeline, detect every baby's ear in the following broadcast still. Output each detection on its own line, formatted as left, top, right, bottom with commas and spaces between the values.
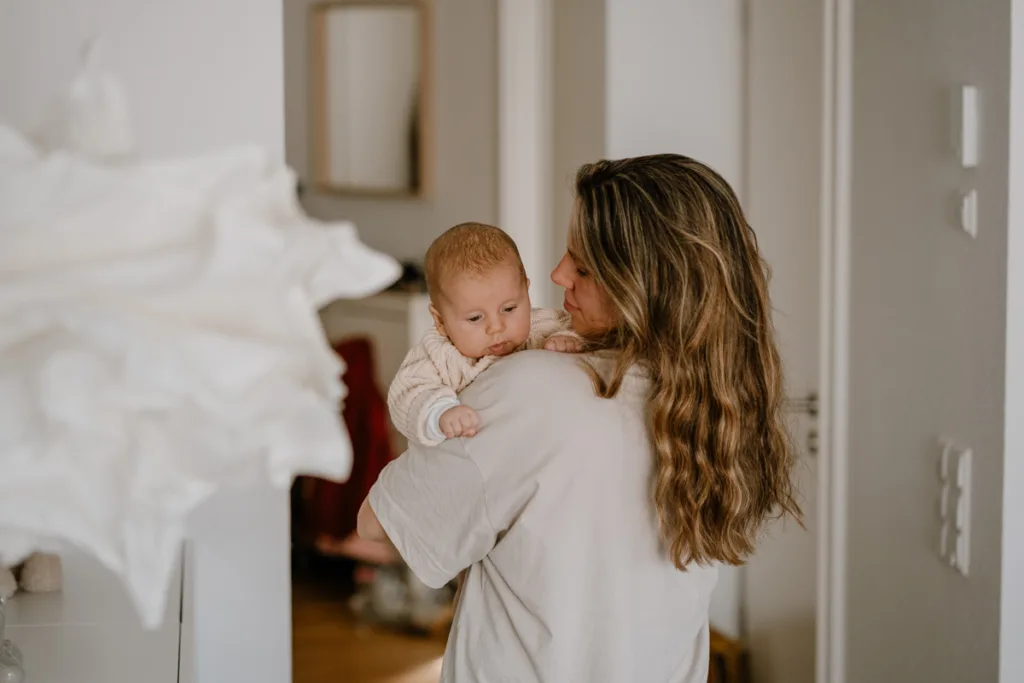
429, 304, 446, 336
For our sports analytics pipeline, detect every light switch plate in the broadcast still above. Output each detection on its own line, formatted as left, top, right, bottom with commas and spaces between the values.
961, 189, 978, 238
938, 438, 972, 576
952, 85, 980, 168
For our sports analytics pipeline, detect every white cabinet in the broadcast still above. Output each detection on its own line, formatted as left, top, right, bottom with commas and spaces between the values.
319, 291, 432, 452
4, 551, 182, 683
0, 292, 434, 683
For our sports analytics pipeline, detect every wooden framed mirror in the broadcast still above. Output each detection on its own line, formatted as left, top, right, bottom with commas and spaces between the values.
309, 0, 432, 197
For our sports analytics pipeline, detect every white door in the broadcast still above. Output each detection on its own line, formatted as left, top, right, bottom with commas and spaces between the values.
743, 2, 825, 683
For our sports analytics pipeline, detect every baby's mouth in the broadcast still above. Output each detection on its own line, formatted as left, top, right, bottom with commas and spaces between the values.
488, 341, 510, 354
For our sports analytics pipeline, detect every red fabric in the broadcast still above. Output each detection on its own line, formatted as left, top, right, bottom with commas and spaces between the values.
295, 336, 394, 544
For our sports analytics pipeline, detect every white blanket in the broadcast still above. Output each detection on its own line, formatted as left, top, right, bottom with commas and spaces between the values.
0, 71, 400, 626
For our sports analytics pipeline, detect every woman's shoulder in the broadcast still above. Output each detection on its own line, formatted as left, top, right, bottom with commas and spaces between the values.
461, 350, 648, 411
454, 351, 570, 406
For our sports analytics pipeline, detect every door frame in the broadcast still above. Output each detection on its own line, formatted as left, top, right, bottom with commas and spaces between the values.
497, 0, 554, 308
817, 0, 852, 681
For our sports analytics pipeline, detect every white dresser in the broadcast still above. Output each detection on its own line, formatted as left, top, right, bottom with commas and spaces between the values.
3, 552, 182, 683
0, 294, 431, 683
319, 290, 433, 453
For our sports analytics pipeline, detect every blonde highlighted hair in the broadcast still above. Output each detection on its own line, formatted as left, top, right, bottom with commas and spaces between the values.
424, 222, 526, 301
572, 154, 800, 568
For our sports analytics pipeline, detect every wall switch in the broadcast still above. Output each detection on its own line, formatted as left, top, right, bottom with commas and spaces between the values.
961, 190, 978, 238
937, 438, 972, 576
957, 448, 971, 487
952, 85, 980, 168
953, 448, 972, 575
940, 442, 951, 480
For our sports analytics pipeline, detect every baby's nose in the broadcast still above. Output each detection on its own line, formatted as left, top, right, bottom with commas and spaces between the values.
487, 317, 505, 334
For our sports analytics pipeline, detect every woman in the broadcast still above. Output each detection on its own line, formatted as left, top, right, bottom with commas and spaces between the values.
358, 154, 799, 682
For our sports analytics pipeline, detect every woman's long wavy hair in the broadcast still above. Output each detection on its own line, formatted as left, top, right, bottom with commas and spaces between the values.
572, 154, 801, 568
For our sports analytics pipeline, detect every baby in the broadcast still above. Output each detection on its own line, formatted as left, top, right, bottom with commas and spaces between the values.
388, 222, 583, 446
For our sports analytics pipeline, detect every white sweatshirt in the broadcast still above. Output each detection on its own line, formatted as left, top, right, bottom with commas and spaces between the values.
387, 308, 576, 446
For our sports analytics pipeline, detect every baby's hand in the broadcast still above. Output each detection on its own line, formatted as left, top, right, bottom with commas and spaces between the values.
439, 405, 480, 439
544, 334, 585, 353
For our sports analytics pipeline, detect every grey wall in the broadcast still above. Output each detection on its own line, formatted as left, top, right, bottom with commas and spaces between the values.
284, 0, 499, 263
551, 0, 606, 271
847, 0, 1010, 680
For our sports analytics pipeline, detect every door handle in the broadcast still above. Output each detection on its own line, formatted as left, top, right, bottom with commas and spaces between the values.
785, 392, 819, 457
785, 391, 818, 418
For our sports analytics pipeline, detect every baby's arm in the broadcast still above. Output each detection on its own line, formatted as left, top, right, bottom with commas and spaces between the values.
387, 334, 481, 445
543, 334, 585, 353
527, 308, 586, 353
437, 404, 480, 439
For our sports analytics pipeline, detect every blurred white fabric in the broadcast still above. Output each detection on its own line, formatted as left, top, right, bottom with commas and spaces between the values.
32, 38, 136, 161
0, 46, 400, 627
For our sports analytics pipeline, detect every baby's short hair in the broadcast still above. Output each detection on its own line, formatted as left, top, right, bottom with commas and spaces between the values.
424, 222, 527, 301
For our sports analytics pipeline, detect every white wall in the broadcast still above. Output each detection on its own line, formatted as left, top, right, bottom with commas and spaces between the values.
846, 0, 1011, 680
0, 0, 284, 161
604, 0, 746, 639
0, 2, 291, 682
1002, 2, 1024, 681
605, 0, 744, 179
285, 0, 499, 263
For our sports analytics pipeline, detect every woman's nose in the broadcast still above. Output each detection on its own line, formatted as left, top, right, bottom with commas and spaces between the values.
551, 254, 573, 289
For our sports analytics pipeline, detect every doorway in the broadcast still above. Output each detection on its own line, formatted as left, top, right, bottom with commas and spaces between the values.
742, 0, 824, 680
282, 0, 854, 680
742, 1, 849, 683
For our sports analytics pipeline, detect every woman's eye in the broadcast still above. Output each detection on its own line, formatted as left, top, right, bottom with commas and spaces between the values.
577, 269, 588, 277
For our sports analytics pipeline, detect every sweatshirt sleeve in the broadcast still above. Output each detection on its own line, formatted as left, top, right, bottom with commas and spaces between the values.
525, 308, 581, 350
387, 334, 459, 447
387, 329, 496, 447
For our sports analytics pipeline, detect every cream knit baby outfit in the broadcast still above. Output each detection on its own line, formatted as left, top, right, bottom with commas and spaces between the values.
388, 308, 575, 446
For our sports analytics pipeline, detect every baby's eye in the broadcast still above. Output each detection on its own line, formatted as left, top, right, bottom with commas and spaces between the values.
503, 306, 518, 313
467, 315, 482, 323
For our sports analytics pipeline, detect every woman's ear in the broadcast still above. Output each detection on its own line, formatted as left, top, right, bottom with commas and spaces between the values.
429, 303, 446, 337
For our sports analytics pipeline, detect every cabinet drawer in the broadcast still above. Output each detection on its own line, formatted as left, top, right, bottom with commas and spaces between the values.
5, 551, 181, 628
3, 550, 183, 683
5, 620, 180, 683
320, 292, 431, 388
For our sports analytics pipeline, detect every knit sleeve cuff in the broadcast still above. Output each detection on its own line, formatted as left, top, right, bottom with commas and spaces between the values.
423, 396, 461, 444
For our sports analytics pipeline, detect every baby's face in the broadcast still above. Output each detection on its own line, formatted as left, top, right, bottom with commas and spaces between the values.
432, 265, 532, 359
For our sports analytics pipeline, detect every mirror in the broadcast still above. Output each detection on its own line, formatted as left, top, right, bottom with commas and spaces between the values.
310, 1, 430, 197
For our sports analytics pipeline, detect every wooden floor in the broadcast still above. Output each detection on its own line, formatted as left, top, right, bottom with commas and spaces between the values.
292, 557, 446, 683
